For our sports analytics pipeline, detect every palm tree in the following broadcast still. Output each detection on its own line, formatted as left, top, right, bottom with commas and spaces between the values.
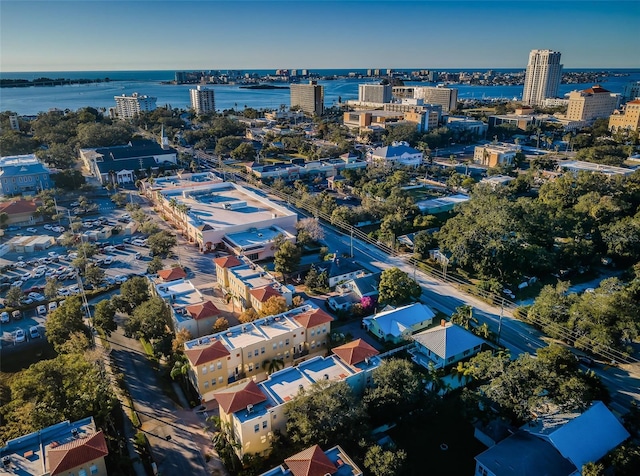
170, 357, 190, 386
472, 322, 493, 341
168, 197, 178, 222
266, 358, 284, 374
450, 305, 477, 330
450, 361, 473, 384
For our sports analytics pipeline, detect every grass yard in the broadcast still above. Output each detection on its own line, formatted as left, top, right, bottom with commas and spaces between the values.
389, 397, 487, 476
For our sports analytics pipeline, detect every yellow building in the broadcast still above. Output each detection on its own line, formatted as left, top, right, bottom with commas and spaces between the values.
566, 85, 619, 123
184, 305, 334, 402
609, 99, 640, 133
473, 143, 518, 167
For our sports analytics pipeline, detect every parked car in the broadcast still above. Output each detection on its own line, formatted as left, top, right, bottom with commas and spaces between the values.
12, 310, 22, 320
103, 256, 113, 265
29, 326, 40, 339
6, 225, 20, 231
29, 292, 45, 302
1, 312, 9, 324
48, 301, 58, 312
11, 280, 24, 288
37, 305, 47, 315
68, 252, 78, 259
14, 329, 26, 343
70, 201, 79, 207
20, 297, 34, 305
43, 224, 53, 230
115, 244, 126, 251
16, 261, 26, 268
58, 288, 70, 296
122, 237, 131, 244
21, 272, 32, 280
48, 251, 58, 258
104, 246, 116, 253
134, 252, 142, 260
26, 227, 38, 233
132, 239, 146, 246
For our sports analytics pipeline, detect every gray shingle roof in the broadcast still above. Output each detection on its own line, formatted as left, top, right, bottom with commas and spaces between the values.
412, 322, 484, 360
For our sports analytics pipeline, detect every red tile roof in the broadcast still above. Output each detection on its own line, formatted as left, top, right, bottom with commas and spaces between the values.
186, 300, 221, 320
0, 199, 38, 215
47, 431, 108, 476
332, 339, 379, 366
249, 285, 282, 303
294, 307, 334, 328
157, 267, 187, 282
214, 256, 242, 268
214, 380, 267, 414
628, 99, 640, 104
582, 85, 611, 94
285, 445, 337, 476
185, 339, 230, 366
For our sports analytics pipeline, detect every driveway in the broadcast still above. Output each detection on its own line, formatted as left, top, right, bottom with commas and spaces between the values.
107, 319, 226, 476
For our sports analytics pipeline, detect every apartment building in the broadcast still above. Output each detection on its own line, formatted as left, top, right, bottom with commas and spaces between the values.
522, 49, 563, 106
566, 85, 618, 123
0, 154, 52, 196
358, 83, 392, 103
114, 92, 157, 119
190, 85, 216, 114
184, 304, 334, 402
0, 417, 108, 476
473, 143, 518, 167
214, 255, 294, 312
213, 339, 380, 457
290, 80, 324, 116
246, 155, 368, 181
413, 86, 459, 113
609, 99, 640, 133
622, 81, 640, 103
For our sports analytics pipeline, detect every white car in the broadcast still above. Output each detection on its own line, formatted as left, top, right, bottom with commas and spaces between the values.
16, 261, 26, 268
32, 269, 45, 278
58, 288, 71, 296
11, 280, 24, 288
53, 226, 64, 233
48, 301, 58, 312
103, 256, 113, 265
21, 272, 32, 280
68, 252, 78, 259
26, 227, 38, 233
70, 201, 79, 207
29, 326, 40, 339
37, 304, 47, 315
132, 239, 146, 246
115, 275, 128, 284
14, 329, 26, 343
1, 312, 9, 324
48, 251, 58, 258
29, 292, 45, 301
43, 224, 54, 230
104, 246, 116, 253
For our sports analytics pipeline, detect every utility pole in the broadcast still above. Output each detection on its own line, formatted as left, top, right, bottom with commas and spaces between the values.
350, 227, 354, 258
497, 297, 504, 346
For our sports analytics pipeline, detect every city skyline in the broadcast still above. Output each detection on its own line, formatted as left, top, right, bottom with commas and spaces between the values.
1, 1, 639, 73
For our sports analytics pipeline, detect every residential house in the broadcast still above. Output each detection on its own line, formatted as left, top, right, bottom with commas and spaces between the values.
363, 303, 435, 344
260, 444, 363, 476
156, 266, 187, 282
0, 417, 108, 476
0, 155, 52, 196
316, 257, 373, 289
474, 401, 630, 476
0, 199, 39, 226
410, 320, 485, 369
214, 339, 381, 457
368, 142, 423, 167
328, 273, 380, 312
183, 304, 334, 402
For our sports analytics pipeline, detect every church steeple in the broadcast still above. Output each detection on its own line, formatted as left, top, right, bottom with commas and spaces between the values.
160, 124, 170, 150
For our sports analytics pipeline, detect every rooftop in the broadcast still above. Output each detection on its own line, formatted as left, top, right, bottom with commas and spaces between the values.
558, 160, 635, 176
412, 321, 485, 360
364, 303, 435, 338
260, 444, 363, 476
225, 226, 291, 251
155, 279, 204, 307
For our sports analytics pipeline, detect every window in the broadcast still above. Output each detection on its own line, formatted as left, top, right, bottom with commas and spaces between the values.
285, 339, 289, 346
261, 347, 265, 354
211, 379, 216, 386
254, 349, 259, 357
273, 343, 277, 350
285, 351, 289, 358
79, 470, 87, 476
256, 362, 260, 370
311, 330, 315, 336
262, 421, 267, 429
209, 364, 215, 372
447, 357, 454, 363
247, 351, 252, 358
249, 363, 254, 372
204, 381, 209, 389
322, 327, 327, 333
279, 340, 283, 348
217, 361, 222, 370
254, 424, 260, 433
463, 350, 470, 356
90, 465, 98, 475
202, 366, 208, 375
218, 376, 223, 383
311, 342, 316, 349
478, 464, 489, 476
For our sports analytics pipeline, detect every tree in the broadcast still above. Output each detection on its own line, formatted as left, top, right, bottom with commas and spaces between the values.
364, 359, 422, 423
147, 256, 164, 274
274, 240, 301, 282
44, 277, 61, 299
296, 217, 325, 245
147, 230, 177, 257
259, 295, 288, 317
285, 380, 370, 448
230, 142, 256, 161
171, 327, 193, 356
5, 286, 23, 307
238, 308, 259, 324
115, 276, 150, 314
0, 211, 9, 229
84, 264, 105, 287
581, 462, 605, 476
125, 296, 171, 344
45, 296, 89, 353
111, 192, 128, 207
378, 267, 421, 306
1, 354, 115, 441
413, 230, 436, 259
140, 220, 160, 236
450, 305, 477, 330
364, 445, 407, 476
212, 317, 229, 333
93, 299, 116, 336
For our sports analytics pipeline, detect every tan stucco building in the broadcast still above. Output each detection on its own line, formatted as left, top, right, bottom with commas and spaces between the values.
566, 85, 619, 123
609, 99, 640, 133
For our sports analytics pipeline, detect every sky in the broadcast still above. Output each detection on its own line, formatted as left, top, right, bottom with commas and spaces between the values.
1, 0, 639, 72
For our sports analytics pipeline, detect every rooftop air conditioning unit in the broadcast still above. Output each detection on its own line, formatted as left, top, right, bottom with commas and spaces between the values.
247, 404, 253, 413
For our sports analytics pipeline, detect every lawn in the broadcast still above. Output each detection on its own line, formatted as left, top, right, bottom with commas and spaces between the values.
389, 396, 487, 476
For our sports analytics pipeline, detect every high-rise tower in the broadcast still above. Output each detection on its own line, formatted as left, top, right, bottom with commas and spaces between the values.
290, 80, 324, 116
190, 85, 216, 114
522, 49, 563, 106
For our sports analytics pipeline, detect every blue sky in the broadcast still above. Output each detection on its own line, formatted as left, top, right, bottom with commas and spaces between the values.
1, 1, 638, 72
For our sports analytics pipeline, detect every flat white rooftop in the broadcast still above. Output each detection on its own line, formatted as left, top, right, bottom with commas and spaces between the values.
559, 160, 635, 176
155, 279, 203, 306
225, 226, 288, 249
219, 315, 300, 350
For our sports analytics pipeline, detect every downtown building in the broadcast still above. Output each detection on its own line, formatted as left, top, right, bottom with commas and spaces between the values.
565, 85, 619, 124
190, 85, 216, 114
290, 80, 324, 116
522, 49, 563, 106
412, 86, 458, 113
113, 92, 157, 119
358, 83, 392, 103
609, 99, 640, 133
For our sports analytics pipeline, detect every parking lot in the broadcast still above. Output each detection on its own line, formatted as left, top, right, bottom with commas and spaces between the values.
0, 205, 155, 349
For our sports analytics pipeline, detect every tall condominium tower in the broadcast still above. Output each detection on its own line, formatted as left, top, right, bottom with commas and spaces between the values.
190, 85, 216, 114
290, 80, 324, 116
358, 83, 392, 103
522, 49, 563, 106
114, 92, 157, 119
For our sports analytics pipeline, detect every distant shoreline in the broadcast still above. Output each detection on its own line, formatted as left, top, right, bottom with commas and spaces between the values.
0, 77, 114, 88
239, 84, 290, 90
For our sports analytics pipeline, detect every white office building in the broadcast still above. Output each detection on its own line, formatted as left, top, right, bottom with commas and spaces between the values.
358, 83, 392, 103
413, 86, 458, 113
522, 49, 563, 106
114, 92, 157, 119
190, 85, 216, 114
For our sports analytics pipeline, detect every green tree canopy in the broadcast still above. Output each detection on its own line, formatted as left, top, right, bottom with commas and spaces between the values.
274, 239, 301, 282
363, 445, 407, 476
378, 267, 421, 306
45, 296, 89, 353
125, 296, 171, 344
94, 299, 117, 336
114, 276, 150, 314
147, 230, 177, 257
